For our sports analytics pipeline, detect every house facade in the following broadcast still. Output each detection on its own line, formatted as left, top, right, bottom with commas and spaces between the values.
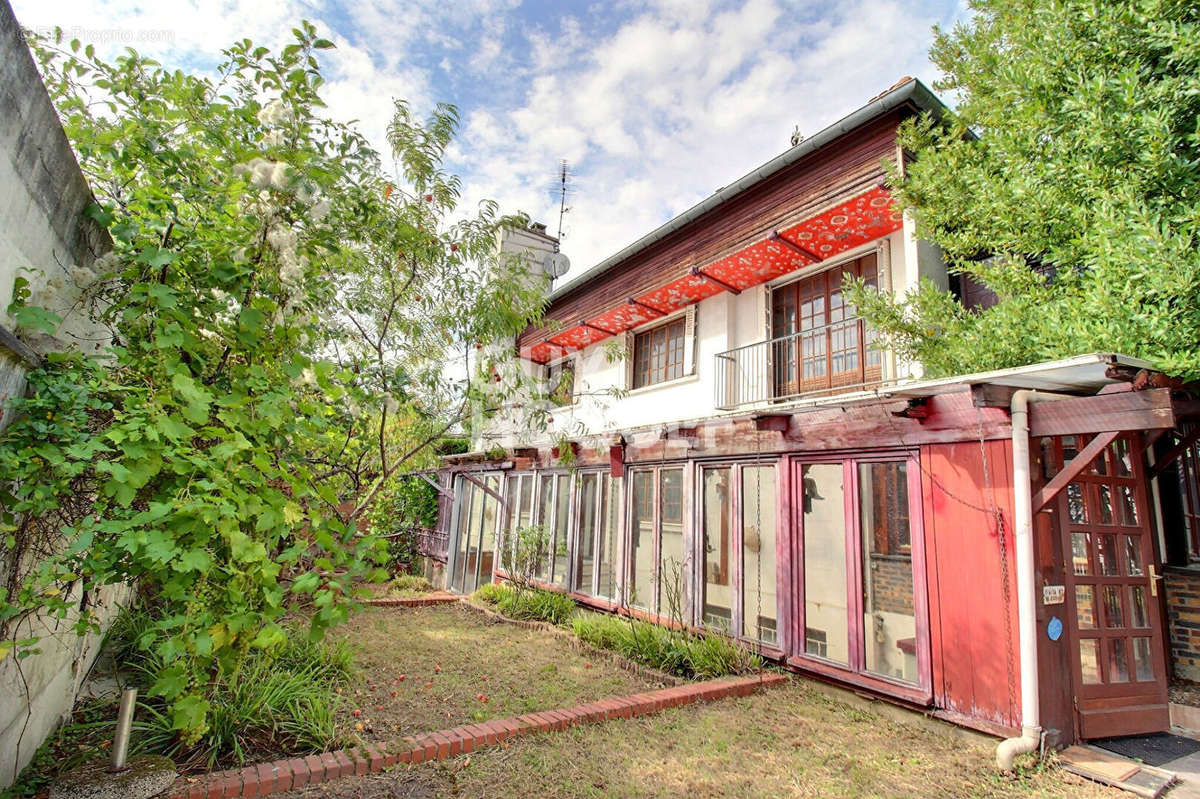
429, 78, 1200, 757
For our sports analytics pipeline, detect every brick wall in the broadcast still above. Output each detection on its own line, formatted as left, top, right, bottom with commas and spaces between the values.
869, 554, 914, 616
1166, 569, 1200, 681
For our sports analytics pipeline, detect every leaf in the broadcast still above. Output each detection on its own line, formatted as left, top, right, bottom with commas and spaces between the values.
251, 623, 286, 650
171, 373, 213, 424
313, 38, 335, 49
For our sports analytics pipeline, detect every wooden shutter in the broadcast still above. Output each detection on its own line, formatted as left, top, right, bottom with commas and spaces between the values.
683, 305, 697, 376
622, 331, 635, 390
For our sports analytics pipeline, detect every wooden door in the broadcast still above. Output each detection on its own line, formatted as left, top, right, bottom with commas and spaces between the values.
1059, 435, 1169, 738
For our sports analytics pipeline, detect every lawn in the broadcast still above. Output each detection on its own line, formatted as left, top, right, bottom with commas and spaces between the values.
272, 679, 1123, 799
331, 603, 661, 744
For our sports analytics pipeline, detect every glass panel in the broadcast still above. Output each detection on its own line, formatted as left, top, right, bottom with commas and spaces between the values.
518, 476, 533, 527
701, 467, 732, 633
860, 462, 916, 684
453, 479, 475, 593
1132, 637, 1154, 682
596, 475, 620, 601
803, 463, 848, 664
1062, 436, 1079, 462
1123, 536, 1143, 576
1079, 639, 1101, 684
536, 474, 554, 582
1130, 586, 1149, 629
575, 473, 598, 595
1041, 438, 1056, 480
1109, 639, 1130, 683
1071, 533, 1092, 575
1067, 483, 1087, 524
658, 468, 685, 619
1103, 585, 1124, 628
742, 465, 778, 645
462, 481, 485, 593
471, 476, 499, 594
1119, 486, 1139, 526
630, 471, 655, 610
1112, 438, 1133, 477
552, 475, 571, 586
1098, 485, 1114, 525
1098, 534, 1119, 576
1075, 585, 1097, 629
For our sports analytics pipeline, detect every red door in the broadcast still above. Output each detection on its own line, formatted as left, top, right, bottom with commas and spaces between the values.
1057, 434, 1169, 738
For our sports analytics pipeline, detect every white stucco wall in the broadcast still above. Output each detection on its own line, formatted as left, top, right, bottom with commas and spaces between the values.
482, 221, 944, 450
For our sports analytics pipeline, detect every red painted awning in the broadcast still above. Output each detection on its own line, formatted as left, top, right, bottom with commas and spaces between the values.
524, 186, 902, 364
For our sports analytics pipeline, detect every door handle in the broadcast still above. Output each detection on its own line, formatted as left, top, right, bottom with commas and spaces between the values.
1148, 564, 1164, 597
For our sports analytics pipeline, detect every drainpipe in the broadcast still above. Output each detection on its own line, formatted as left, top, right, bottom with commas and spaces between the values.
996, 389, 1074, 771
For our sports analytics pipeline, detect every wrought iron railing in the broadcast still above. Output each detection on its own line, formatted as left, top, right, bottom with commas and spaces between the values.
714, 316, 882, 410
415, 527, 449, 561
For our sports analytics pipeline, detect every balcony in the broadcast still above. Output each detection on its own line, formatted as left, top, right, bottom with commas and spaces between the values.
714, 316, 883, 410
414, 527, 450, 561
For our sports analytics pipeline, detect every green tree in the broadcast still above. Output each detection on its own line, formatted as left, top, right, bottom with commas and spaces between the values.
850, 0, 1200, 380
0, 24, 544, 742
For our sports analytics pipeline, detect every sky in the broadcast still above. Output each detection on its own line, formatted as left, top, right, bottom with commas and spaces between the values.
12, 0, 966, 290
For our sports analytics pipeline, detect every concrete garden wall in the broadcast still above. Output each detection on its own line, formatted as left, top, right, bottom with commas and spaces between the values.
0, 0, 126, 787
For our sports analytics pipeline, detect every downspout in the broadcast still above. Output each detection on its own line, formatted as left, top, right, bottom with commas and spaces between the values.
996, 389, 1074, 771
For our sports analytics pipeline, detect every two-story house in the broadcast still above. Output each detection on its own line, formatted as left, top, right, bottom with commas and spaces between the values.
430, 77, 1200, 760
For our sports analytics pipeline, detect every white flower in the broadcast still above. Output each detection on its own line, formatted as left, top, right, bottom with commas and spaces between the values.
198, 328, 218, 340
93, 252, 119, 273
267, 224, 298, 254
310, 199, 331, 221
263, 130, 285, 148
279, 257, 305, 286
256, 99, 292, 127
71, 265, 97, 288
384, 396, 400, 414
295, 183, 315, 205
300, 367, 317, 386
269, 162, 291, 190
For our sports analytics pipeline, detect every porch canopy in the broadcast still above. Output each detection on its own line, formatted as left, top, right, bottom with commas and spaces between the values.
524, 186, 902, 364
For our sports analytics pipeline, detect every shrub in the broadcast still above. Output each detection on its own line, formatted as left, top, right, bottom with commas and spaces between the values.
126, 622, 355, 771
472, 583, 577, 626
389, 574, 433, 595
368, 475, 441, 573
572, 611, 762, 679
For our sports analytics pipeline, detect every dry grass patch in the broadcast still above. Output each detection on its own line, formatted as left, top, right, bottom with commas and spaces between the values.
331, 603, 660, 744
277, 678, 1123, 799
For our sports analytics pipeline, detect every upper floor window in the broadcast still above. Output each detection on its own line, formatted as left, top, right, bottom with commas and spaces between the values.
546, 358, 575, 406
633, 317, 685, 388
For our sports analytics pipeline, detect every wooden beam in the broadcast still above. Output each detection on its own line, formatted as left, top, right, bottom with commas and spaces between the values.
1032, 431, 1120, 513
418, 472, 454, 499
0, 323, 43, 370
627, 297, 667, 317
769, 230, 822, 263
970, 383, 1020, 409
461, 472, 507, 509
1149, 425, 1200, 478
689, 266, 741, 295
1027, 388, 1175, 437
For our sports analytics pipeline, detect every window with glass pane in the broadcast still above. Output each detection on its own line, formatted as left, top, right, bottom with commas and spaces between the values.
803, 463, 848, 664
742, 465, 777, 644
473, 476, 500, 593
860, 461, 917, 683
536, 474, 554, 582
701, 467, 732, 632
452, 478, 475, 593
459, 479, 486, 593
630, 471, 655, 610
596, 475, 620, 600
658, 468, 685, 619
633, 318, 685, 388
551, 474, 571, 586
575, 474, 599, 594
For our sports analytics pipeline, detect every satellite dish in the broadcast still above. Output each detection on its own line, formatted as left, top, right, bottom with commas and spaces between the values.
541, 252, 570, 279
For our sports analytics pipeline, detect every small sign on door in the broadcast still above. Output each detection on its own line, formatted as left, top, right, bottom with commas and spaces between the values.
1043, 584, 1065, 605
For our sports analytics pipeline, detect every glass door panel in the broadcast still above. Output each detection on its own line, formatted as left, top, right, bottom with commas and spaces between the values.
859, 462, 916, 684
701, 467, 733, 632
597, 475, 619, 600
658, 468, 685, 619
575, 473, 599, 595
551, 474, 571, 587
802, 463, 848, 664
742, 465, 777, 644
630, 471, 655, 610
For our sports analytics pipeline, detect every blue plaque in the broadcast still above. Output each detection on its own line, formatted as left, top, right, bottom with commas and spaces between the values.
1047, 616, 1063, 642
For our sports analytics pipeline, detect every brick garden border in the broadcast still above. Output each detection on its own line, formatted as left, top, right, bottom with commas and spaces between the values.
166, 673, 787, 799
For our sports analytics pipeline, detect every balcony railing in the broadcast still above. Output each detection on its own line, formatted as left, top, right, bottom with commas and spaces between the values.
714, 316, 884, 410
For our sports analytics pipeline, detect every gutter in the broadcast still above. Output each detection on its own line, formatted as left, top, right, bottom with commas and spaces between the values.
996, 389, 1074, 771
547, 78, 946, 304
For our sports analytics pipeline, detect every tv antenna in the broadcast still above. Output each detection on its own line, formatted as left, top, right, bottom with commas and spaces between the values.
555, 159, 572, 247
